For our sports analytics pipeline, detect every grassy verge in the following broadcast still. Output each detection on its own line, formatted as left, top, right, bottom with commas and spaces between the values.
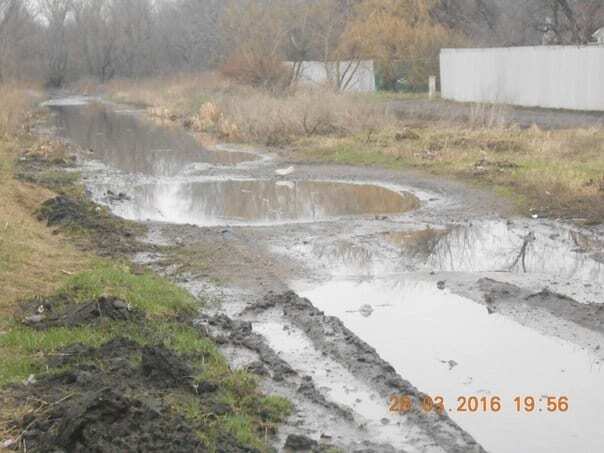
104, 74, 604, 224
0, 98, 290, 451
295, 126, 604, 223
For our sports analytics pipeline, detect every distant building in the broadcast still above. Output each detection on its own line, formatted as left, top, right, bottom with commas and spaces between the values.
286, 60, 376, 93
594, 27, 604, 44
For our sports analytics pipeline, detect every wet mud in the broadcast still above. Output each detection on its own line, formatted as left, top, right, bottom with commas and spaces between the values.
8, 300, 253, 453
39, 96, 604, 453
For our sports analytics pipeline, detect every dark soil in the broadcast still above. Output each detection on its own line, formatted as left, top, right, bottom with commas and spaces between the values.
6, 295, 268, 453
479, 278, 604, 333
8, 334, 259, 453
37, 195, 146, 256
20, 387, 206, 453
20, 295, 143, 330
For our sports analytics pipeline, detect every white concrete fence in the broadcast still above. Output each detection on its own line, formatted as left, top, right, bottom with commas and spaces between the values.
287, 60, 376, 93
440, 46, 604, 111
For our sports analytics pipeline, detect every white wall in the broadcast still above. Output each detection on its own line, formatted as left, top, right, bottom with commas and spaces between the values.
440, 46, 604, 111
287, 60, 376, 92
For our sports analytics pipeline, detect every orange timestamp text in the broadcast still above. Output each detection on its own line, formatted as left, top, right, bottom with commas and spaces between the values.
389, 395, 569, 415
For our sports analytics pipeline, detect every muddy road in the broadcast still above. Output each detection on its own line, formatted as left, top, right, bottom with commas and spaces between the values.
43, 97, 604, 453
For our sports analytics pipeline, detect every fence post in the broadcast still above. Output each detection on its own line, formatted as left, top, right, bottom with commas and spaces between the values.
429, 76, 437, 100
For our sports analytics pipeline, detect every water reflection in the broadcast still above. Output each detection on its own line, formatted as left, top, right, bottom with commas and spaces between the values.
94, 180, 419, 226
407, 221, 604, 284
298, 277, 604, 453
52, 103, 257, 177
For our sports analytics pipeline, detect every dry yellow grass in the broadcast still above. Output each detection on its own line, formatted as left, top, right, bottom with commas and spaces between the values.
300, 123, 604, 222
106, 73, 394, 145
0, 139, 90, 314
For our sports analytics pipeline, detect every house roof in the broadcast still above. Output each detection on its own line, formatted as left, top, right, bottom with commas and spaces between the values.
594, 27, 604, 37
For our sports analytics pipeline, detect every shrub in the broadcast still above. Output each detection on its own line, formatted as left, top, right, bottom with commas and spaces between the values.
220, 51, 292, 92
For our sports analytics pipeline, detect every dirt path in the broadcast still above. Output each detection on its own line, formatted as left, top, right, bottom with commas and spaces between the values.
389, 98, 604, 129
44, 97, 604, 453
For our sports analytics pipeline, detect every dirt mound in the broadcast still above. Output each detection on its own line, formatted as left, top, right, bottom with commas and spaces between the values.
21, 388, 206, 453
38, 195, 99, 229
9, 335, 263, 453
21, 296, 142, 330
37, 195, 145, 256
142, 345, 194, 388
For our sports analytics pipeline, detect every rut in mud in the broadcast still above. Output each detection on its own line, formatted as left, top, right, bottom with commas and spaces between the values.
39, 97, 604, 453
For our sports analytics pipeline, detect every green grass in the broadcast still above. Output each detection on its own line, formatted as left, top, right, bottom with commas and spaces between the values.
0, 262, 291, 452
59, 261, 197, 317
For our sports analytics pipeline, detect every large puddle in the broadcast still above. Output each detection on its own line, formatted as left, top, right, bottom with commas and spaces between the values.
296, 277, 604, 453
92, 180, 419, 226
51, 102, 258, 176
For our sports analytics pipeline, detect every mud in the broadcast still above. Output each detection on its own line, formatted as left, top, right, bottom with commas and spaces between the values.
246, 292, 484, 453
9, 333, 259, 453
21, 295, 142, 329
37, 195, 146, 256
41, 96, 604, 453
478, 279, 604, 334
20, 388, 205, 453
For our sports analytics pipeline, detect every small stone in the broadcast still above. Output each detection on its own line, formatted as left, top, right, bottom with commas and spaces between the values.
284, 434, 318, 451
437, 281, 446, 290
359, 304, 374, 317
112, 299, 129, 310
24, 315, 46, 324
381, 418, 390, 425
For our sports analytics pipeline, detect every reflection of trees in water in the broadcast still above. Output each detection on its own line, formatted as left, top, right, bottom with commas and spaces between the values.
112, 180, 417, 224
313, 241, 375, 274
416, 221, 604, 283
54, 104, 251, 177
167, 181, 415, 222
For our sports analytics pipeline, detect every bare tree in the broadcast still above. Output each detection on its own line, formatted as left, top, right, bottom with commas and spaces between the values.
40, 0, 72, 86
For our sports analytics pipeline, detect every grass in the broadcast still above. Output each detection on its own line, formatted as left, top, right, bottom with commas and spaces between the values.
0, 140, 90, 312
59, 262, 197, 317
0, 90, 291, 451
0, 261, 291, 451
106, 73, 393, 146
297, 125, 604, 223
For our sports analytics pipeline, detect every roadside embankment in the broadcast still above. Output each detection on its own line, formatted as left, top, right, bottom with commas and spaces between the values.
0, 98, 291, 452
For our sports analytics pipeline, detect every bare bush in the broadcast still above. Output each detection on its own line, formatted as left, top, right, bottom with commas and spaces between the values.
0, 83, 33, 137
219, 52, 292, 91
192, 85, 394, 145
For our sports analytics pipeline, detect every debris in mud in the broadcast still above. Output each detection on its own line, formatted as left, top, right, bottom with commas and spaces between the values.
20, 296, 141, 330
440, 359, 459, 370
284, 433, 318, 451
245, 361, 270, 376
103, 190, 131, 203
359, 304, 374, 317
